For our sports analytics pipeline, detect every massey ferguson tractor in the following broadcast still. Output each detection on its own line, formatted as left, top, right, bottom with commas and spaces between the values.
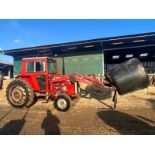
6, 57, 149, 111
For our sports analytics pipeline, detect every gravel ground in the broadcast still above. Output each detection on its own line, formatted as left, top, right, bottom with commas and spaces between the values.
0, 80, 155, 135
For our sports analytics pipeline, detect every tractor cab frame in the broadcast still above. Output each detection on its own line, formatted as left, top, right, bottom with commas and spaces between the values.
20, 57, 59, 93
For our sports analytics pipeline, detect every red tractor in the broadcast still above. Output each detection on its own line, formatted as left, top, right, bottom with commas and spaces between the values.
6, 57, 111, 111
6, 57, 149, 111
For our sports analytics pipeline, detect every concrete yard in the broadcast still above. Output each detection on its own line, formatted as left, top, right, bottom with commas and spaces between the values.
0, 80, 155, 135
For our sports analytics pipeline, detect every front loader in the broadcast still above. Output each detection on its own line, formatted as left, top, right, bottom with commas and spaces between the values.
6, 57, 149, 111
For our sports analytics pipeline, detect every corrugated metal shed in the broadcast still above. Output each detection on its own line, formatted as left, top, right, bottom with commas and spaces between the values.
3, 32, 155, 75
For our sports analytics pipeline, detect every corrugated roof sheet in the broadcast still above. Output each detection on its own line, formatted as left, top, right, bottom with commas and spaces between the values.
0, 61, 13, 66
4, 31, 155, 55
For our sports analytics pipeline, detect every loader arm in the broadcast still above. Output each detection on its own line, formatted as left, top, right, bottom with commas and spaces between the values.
69, 74, 117, 108
69, 74, 114, 93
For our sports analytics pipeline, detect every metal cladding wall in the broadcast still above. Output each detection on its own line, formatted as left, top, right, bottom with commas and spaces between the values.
13, 50, 104, 76
64, 53, 103, 74
14, 58, 22, 75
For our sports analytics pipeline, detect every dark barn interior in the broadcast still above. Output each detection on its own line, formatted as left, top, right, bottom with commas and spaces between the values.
103, 33, 155, 74
104, 46, 155, 74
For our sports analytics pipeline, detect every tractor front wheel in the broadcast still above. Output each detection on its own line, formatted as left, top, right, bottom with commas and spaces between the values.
6, 79, 35, 108
54, 94, 71, 112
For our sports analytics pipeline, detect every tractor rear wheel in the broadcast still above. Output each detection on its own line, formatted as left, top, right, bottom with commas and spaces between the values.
6, 79, 35, 108
54, 94, 71, 112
